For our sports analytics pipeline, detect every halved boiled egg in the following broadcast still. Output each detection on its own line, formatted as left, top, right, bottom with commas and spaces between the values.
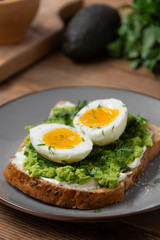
73, 99, 128, 146
30, 123, 93, 164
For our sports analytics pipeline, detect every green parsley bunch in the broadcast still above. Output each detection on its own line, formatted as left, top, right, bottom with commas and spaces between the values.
107, 0, 160, 73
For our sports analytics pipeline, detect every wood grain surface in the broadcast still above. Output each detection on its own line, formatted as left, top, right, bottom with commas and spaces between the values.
0, 0, 160, 239
0, 203, 160, 240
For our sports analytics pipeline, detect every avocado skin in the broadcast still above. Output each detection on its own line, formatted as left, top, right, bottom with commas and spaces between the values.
63, 4, 120, 62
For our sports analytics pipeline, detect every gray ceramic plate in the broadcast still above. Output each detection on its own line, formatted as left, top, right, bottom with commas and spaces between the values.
0, 87, 160, 222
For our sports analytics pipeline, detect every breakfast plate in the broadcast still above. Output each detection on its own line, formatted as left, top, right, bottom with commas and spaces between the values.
0, 87, 160, 222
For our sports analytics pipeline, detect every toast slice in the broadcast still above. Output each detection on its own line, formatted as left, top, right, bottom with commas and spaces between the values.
3, 102, 160, 209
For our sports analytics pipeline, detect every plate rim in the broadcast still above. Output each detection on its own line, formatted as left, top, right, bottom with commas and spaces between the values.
0, 193, 160, 222
0, 86, 160, 109
0, 86, 160, 222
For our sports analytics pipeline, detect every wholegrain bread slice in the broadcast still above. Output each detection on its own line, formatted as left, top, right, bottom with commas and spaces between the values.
3, 102, 160, 209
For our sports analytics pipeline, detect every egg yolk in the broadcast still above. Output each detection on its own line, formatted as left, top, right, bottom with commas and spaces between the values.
79, 107, 119, 127
43, 128, 82, 149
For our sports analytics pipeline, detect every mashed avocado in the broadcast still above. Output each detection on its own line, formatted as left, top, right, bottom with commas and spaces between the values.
23, 101, 153, 189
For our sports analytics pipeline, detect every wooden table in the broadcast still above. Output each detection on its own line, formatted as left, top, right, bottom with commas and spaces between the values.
1, 0, 160, 239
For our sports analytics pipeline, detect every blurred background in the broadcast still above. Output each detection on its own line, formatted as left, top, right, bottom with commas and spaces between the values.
0, 0, 160, 106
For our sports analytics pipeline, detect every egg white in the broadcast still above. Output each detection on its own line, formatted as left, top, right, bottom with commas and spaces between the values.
30, 123, 93, 164
73, 98, 128, 146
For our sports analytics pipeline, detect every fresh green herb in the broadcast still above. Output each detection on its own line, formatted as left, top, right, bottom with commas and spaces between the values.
68, 146, 74, 149
112, 125, 115, 132
92, 109, 97, 119
107, 0, 160, 73
97, 104, 101, 108
25, 125, 35, 132
80, 127, 86, 134
82, 137, 85, 142
153, 178, 160, 184
61, 160, 68, 164
48, 145, 54, 154
37, 143, 45, 146
93, 208, 102, 213
102, 130, 105, 136
24, 151, 29, 157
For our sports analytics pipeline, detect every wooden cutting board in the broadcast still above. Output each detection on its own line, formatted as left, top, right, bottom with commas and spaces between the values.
0, 0, 83, 83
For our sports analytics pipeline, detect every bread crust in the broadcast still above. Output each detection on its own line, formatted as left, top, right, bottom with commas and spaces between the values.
3, 103, 160, 209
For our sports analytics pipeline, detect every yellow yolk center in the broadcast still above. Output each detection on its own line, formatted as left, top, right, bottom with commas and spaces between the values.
43, 128, 82, 149
79, 107, 119, 127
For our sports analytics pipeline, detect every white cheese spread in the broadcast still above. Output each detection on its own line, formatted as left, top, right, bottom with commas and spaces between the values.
56, 101, 75, 108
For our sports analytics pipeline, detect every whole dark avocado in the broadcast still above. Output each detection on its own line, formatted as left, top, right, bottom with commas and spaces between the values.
63, 4, 120, 62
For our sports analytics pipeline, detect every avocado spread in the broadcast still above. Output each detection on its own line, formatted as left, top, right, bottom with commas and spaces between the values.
23, 101, 153, 189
